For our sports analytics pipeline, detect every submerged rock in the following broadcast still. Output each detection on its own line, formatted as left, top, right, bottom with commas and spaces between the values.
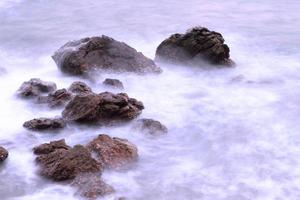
34, 142, 101, 181
72, 173, 115, 199
0, 146, 8, 163
38, 88, 73, 107
103, 78, 124, 89
155, 26, 234, 67
87, 134, 138, 169
68, 81, 92, 95
23, 118, 66, 131
17, 78, 57, 98
62, 92, 144, 122
133, 118, 168, 136
52, 36, 161, 76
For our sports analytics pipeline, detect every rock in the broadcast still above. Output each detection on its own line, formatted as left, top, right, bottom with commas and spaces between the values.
87, 134, 138, 169
33, 139, 70, 155
35, 143, 101, 181
68, 81, 92, 95
0, 146, 8, 163
72, 173, 115, 199
52, 35, 161, 76
17, 78, 57, 98
133, 118, 168, 136
23, 117, 66, 131
155, 26, 234, 67
103, 78, 124, 89
38, 88, 73, 107
62, 92, 144, 122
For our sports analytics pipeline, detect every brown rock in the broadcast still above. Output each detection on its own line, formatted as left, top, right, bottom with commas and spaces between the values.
33, 139, 70, 155
133, 118, 168, 136
52, 36, 161, 76
68, 81, 92, 95
23, 118, 66, 131
0, 146, 8, 163
103, 78, 124, 89
87, 134, 138, 169
17, 78, 57, 98
155, 26, 234, 67
38, 88, 73, 107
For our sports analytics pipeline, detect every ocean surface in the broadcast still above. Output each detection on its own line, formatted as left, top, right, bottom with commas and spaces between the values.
0, 0, 300, 199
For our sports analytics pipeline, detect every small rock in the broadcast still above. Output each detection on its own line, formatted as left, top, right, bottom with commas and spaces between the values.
38, 88, 73, 107
68, 81, 92, 95
17, 78, 57, 98
33, 139, 70, 155
0, 146, 8, 163
155, 26, 234, 67
87, 134, 138, 169
103, 78, 124, 89
72, 173, 115, 199
133, 118, 168, 136
23, 118, 66, 131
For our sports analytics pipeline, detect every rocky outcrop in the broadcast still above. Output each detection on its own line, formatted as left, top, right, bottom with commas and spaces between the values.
133, 118, 168, 136
103, 78, 124, 89
23, 118, 66, 131
38, 88, 73, 107
17, 78, 57, 98
155, 26, 234, 67
68, 81, 92, 95
87, 134, 138, 169
34, 142, 101, 181
52, 36, 161, 76
62, 92, 144, 122
72, 173, 115, 199
0, 146, 8, 163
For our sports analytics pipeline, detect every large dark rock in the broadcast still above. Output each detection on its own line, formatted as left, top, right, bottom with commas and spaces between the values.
68, 81, 92, 95
17, 78, 57, 98
133, 118, 168, 136
38, 88, 73, 107
103, 78, 124, 89
52, 36, 161, 75
62, 92, 144, 122
34, 142, 101, 181
72, 173, 115, 199
155, 26, 234, 67
87, 134, 138, 169
33, 139, 70, 155
0, 146, 8, 163
23, 118, 66, 131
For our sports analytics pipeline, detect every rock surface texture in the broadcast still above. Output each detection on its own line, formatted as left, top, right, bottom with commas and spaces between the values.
23, 118, 66, 131
87, 134, 138, 169
52, 36, 161, 75
133, 118, 168, 136
155, 26, 234, 66
0, 146, 8, 163
17, 78, 57, 98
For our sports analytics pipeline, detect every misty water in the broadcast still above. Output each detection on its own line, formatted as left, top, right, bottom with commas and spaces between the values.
1, 0, 300, 199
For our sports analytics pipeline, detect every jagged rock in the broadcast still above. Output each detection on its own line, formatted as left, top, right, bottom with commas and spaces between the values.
23, 118, 66, 131
52, 36, 161, 76
68, 81, 92, 95
17, 78, 57, 98
72, 173, 115, 199
155, 26, 234, 66
35, 143, 102, 181
38, 88, 73, 107
33, 139, 70, 155
133, 118, 168, 136
0, 146, 8, 163
87, 134, 138, 169
62, 92, 144, 122
103, 78, 124, 89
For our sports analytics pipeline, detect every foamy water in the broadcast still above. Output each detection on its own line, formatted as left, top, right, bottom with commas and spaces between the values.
1, 0, 300, 200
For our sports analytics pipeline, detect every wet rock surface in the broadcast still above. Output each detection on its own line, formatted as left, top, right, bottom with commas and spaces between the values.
17, 78, 57, 98
38, 88, 73, 107
68, 81, 92, 95
23, 117, 66, 131
52, 35, 161, 76
0, 146, 8, 163
155, 26, 234, 66
34, 143, 101, 181
33, 139, 70, 155
62, 92, 144, 122
87, 134, 138, 169
133, 118, 168, 136
72, 173, 115, 199
103, 78, 124, 89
